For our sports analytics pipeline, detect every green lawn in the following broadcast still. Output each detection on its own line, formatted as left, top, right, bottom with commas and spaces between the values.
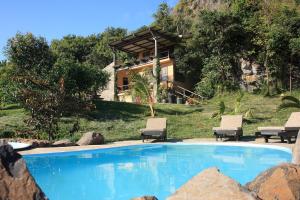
1, 92, 300, 142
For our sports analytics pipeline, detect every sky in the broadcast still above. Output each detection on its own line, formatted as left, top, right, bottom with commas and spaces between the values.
0, 0, 178, 60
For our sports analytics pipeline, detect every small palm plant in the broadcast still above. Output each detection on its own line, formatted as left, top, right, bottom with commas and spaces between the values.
278, 95, 300, 110
211, 100, 226, 119
129, 70, 155, 117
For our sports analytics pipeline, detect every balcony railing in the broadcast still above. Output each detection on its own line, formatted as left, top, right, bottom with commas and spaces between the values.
117, 84, 130, 94
122, 51, 171, 68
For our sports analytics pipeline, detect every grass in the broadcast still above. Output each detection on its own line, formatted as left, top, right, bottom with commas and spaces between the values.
0, 92, 300, 142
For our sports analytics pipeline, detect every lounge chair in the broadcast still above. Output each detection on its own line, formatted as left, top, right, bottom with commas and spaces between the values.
257, 112, 300, 143
213, 115, 243, 141
141, 118, 167, 142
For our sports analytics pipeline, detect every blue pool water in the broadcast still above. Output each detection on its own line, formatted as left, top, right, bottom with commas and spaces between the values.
24, 144, 291, 200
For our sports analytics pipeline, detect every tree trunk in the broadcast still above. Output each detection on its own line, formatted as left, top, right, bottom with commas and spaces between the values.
149, 103, 155, 117
264, 50, 270, 96
289, 64, 292, 93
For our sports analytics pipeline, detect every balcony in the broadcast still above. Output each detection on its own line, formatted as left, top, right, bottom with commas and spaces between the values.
118, 50, 171, 71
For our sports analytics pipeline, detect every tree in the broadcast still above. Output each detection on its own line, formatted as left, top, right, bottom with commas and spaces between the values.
5, 33, 109, 140
152, 3, 175, 32
5, 33, 61, 140
87, 27, 128, 68
129, 70, 155, 117
192, 11, 247, 96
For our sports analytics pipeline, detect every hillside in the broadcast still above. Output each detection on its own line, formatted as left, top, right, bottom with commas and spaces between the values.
1, 92, 299, 142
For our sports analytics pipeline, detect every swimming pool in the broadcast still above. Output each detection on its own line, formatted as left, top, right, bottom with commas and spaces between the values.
24, 143, 291, 200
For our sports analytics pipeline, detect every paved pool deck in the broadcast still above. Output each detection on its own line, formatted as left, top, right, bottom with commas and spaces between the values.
19, 137, 295, 155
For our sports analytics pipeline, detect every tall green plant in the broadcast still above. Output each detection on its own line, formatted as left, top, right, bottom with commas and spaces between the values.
278, 95, 300, 110
129, 70, 155, 117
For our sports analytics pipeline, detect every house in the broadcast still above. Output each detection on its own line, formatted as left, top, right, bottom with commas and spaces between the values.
101, 27, 193, 103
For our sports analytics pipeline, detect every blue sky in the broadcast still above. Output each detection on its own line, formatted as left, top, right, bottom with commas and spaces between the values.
0, 0, 178, 60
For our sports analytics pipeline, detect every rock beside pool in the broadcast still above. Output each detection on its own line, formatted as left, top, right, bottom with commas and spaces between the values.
246, 163, 300, 200
52, 139, 77, 147
0, 144, 47, 200
77, 131, 104, 145
131, 196, 158, 200
167, 167, 257, 200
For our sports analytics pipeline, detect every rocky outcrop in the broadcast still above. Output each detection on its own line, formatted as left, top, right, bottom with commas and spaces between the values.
167, 167, 257, 200
240, 59, 264, 92
246, 163, 300, 200
131, 196, 158, 200
52, 139, 77, 147
0, 144, 47, 200
76, 131, 104, 145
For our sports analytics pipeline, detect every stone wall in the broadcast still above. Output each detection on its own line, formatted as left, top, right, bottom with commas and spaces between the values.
99, 62, 115, 101
240, 58, 264, 92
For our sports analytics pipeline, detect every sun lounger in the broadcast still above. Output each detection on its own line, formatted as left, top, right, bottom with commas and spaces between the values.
213, 115, 243, 141
257, 112, 300, 143
141, 118, 167, 142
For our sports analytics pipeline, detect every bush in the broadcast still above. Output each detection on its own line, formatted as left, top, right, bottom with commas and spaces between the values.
0, 130, 15, 138
195, 77, 215, 98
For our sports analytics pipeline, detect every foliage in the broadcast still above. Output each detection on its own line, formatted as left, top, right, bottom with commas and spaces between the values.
234, 91, 244, 113
51, 27, 128, 69
278, 95, 300, 109
5, 33, 61, 140
152, 3, 175, 32
4, 33, 109, 140
211, 100, 226, 119
162, 0, 300, 97
129, 70, 155, 117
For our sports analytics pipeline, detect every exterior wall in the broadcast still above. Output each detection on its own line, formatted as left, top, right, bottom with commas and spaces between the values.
116, 58, 175, 102
99, 62, 115, 101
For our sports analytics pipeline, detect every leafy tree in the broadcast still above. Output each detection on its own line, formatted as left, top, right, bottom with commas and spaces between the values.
192, 11, 247, 96
51, 34, 98, 64
152, 3, 175, 32
52, 59, 109, 101
87, 27, 128, 68
5, 33, 61, 140
4, 33, 109, 140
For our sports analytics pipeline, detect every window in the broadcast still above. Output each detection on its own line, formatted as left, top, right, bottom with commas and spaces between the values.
123, 77, 129, 90
160, 67, 168, 81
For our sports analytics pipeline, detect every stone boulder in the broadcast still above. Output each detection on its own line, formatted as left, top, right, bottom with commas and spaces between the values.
246, 163, 300, 200
167, 167, 257, 200
77, 131, 104, 145
131, 196, 158, 200
52, 139, 77, 147
0, 144, 47, 200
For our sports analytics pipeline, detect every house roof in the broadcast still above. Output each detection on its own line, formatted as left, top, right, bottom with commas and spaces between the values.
109, 27, 180, 54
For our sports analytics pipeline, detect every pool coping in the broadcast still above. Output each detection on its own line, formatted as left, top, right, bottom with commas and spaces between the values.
20, 139, 293, 156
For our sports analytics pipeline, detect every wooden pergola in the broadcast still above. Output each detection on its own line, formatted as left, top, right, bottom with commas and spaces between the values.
109, 27, 179, 55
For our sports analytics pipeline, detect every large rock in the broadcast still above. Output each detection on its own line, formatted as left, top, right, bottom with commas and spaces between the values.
246, 163, 300, 200
0, 144, 47, 200
167, 167, 257, 200
77, 131, 104, 145
131, 196, 158, 200
52, 139, 77, 147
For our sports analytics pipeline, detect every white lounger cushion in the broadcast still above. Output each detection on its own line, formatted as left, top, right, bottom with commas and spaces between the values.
284, 112, 300, 130
258, 112, 300, 132
212, 115, 243, 131
258, 126, 284, 132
